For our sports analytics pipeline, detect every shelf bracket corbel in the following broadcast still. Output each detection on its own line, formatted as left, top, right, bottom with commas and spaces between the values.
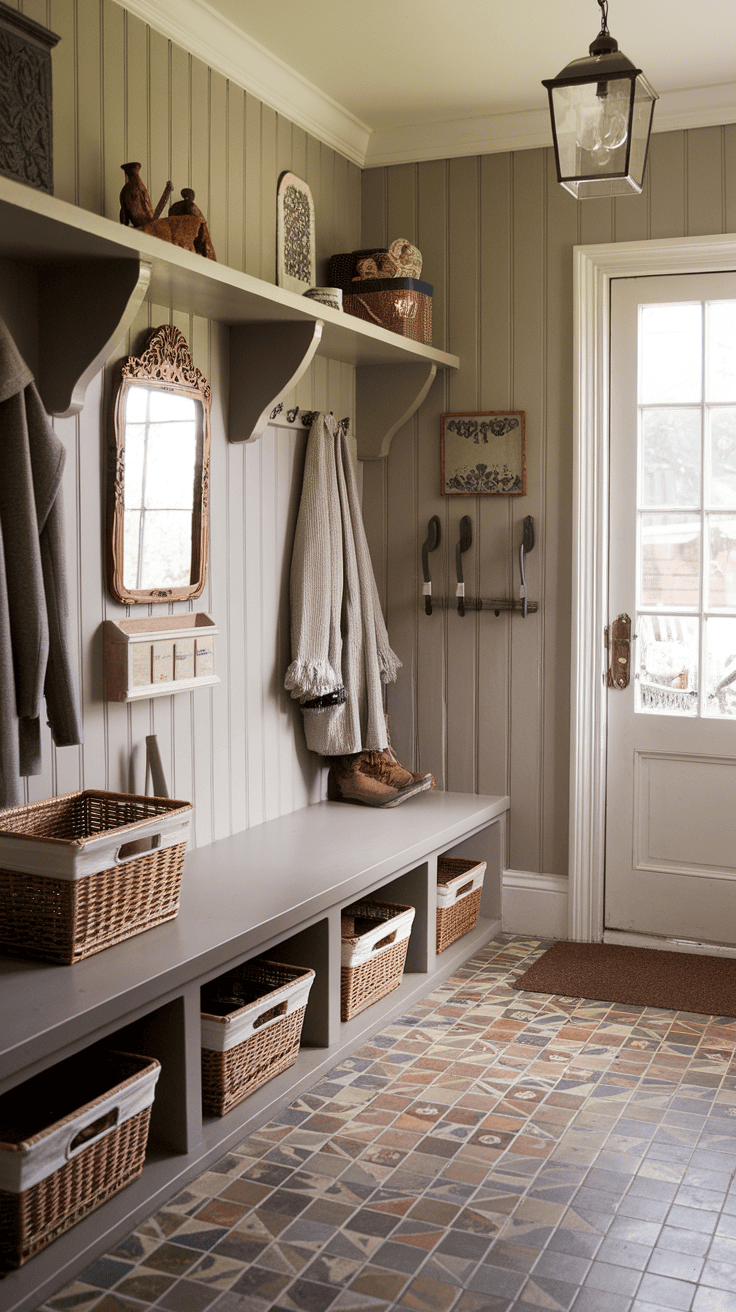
37, 258, 151, 416
228, 319, 323, 443
356, 361, 438, 460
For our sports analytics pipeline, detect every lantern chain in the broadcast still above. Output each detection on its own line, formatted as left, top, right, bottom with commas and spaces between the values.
597, 0, 610, 33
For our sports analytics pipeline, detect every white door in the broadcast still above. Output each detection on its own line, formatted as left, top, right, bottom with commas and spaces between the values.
606, 272, 736, 946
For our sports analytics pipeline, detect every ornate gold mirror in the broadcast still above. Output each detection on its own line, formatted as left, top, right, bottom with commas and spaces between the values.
108, 325, 211, 603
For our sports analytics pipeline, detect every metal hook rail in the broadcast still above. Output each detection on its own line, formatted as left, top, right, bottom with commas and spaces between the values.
462, 597, 539, 616
425, 596, 538, 615
269, 403, 350, 433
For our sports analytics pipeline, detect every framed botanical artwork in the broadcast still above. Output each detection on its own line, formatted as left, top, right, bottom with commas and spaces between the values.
440, 411, 526, 495
276, 172, 316, 293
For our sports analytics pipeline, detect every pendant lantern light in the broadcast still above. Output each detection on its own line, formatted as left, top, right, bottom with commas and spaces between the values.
542, 0, 658, 199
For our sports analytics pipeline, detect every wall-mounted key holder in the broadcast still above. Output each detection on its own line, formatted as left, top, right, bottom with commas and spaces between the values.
103, 613, 219, 701
426, 515, 539, 617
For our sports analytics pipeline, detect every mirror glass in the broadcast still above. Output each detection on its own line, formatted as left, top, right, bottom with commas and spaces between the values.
108, 326, 211, 603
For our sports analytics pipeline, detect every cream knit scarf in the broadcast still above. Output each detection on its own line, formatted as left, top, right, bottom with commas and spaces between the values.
284, 412, 401, 756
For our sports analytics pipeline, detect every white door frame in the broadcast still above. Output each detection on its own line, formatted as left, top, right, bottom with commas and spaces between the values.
569, 232, 736, 942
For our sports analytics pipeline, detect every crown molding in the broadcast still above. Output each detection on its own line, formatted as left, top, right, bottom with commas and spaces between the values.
364, 83, 736, 168
113, 0, 371, 167
364, 109, 553, 168
113, 2, 736, 171
651, 81, 736, 135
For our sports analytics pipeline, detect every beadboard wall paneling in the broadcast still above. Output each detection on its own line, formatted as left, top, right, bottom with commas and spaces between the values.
2, 0, 359, 843
361, 126, 736, 878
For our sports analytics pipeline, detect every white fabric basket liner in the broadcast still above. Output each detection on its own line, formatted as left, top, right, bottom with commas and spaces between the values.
436, 861, 486, 909
201, 970, 315, 1054
0, 803, 192, 881
341, 906, 415, 969
0, 1055, 160, 1194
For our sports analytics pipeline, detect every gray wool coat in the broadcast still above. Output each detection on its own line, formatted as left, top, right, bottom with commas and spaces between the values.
0, 315, 83, 810
284, 413, 401, 756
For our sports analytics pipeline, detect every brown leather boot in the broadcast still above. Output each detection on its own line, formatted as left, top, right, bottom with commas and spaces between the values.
328, 751, 433, 807
383, 715, 436, 791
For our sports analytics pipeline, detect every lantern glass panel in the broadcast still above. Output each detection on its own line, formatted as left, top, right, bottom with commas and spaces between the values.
552, 75, 632, 181
628, 75, 656, 188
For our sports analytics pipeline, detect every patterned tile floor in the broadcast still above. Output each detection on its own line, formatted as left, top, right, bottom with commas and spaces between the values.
38, 934, 736, 1312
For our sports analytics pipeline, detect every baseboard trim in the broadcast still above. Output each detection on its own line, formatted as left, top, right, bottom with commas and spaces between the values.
604, 929, 736, 958
502, 870, 569, 939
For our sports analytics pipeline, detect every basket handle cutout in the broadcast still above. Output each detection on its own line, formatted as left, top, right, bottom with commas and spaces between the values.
253, 1000, 288, 1029
116, 833, 162, 863
373, 930, 397, 951
68, 1107, 119, 1156
455, 880, 474, 899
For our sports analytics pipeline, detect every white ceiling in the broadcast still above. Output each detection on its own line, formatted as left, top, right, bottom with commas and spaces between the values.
123, 0, 736, 166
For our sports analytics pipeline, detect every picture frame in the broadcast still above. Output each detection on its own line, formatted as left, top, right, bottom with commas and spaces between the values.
440, 411, 526, 496
276, 171, 316, 293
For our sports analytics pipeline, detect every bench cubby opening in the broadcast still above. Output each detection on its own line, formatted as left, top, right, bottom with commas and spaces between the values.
363, 862, 429, 974
105, 998, 192, 1156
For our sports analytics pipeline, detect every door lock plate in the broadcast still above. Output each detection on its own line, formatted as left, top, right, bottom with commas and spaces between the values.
607, 613, 632, 689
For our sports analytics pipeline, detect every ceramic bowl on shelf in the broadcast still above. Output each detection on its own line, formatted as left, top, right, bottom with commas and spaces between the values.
303, 287, 343, 311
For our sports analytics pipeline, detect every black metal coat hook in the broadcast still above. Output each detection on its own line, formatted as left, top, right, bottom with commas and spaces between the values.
456, 515, 472, 616
421, 516, 441, 615
519, 515, 535, 619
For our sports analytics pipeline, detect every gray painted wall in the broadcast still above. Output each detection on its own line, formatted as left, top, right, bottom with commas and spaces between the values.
1, 0, 360, 845
361, 127, 736, 877
6, 3, 736, 874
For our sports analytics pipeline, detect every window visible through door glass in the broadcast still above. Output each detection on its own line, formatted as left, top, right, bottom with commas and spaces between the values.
640, 304, 702, 404
706, 616, 736, 716
640, 408, 700, 507
709, 408, 736, 505
707, 302, 736, 401
636, 300, 736, 718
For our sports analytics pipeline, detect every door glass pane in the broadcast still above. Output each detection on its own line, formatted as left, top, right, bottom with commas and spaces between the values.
708, 514, 736, 608
709, 408, 736, 506
640, 513, 700, 608
636, 613, 699, 715
705, 616, 736, 718
640, 304, 702, 404
707, 302, 736, 402
640, 408, 700, 507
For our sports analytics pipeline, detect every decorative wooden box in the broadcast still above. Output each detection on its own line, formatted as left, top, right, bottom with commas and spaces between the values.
103, 613, 219, 701
0, 2, 60, 193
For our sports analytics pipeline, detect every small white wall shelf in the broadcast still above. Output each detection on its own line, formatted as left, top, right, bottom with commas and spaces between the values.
103, 613, 219, 701
0, 175, 458, 458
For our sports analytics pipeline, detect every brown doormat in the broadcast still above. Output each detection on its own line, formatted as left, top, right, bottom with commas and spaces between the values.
512, 940, 736, 1016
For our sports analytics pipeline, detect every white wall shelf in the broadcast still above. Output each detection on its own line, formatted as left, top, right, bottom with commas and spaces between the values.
0, 176, 458, 458
0, 790, 508, 1312
103, 613, 219, 701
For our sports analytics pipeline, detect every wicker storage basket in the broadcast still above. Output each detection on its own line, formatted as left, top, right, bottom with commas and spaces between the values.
436, 857, 486, 953
0, 1049, 160, 1270
0, 789, 193, 964
328, 249, 390, 291
201, 959, 315, 1117
343, 278, 433, 345
341, 900, 415, 1021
